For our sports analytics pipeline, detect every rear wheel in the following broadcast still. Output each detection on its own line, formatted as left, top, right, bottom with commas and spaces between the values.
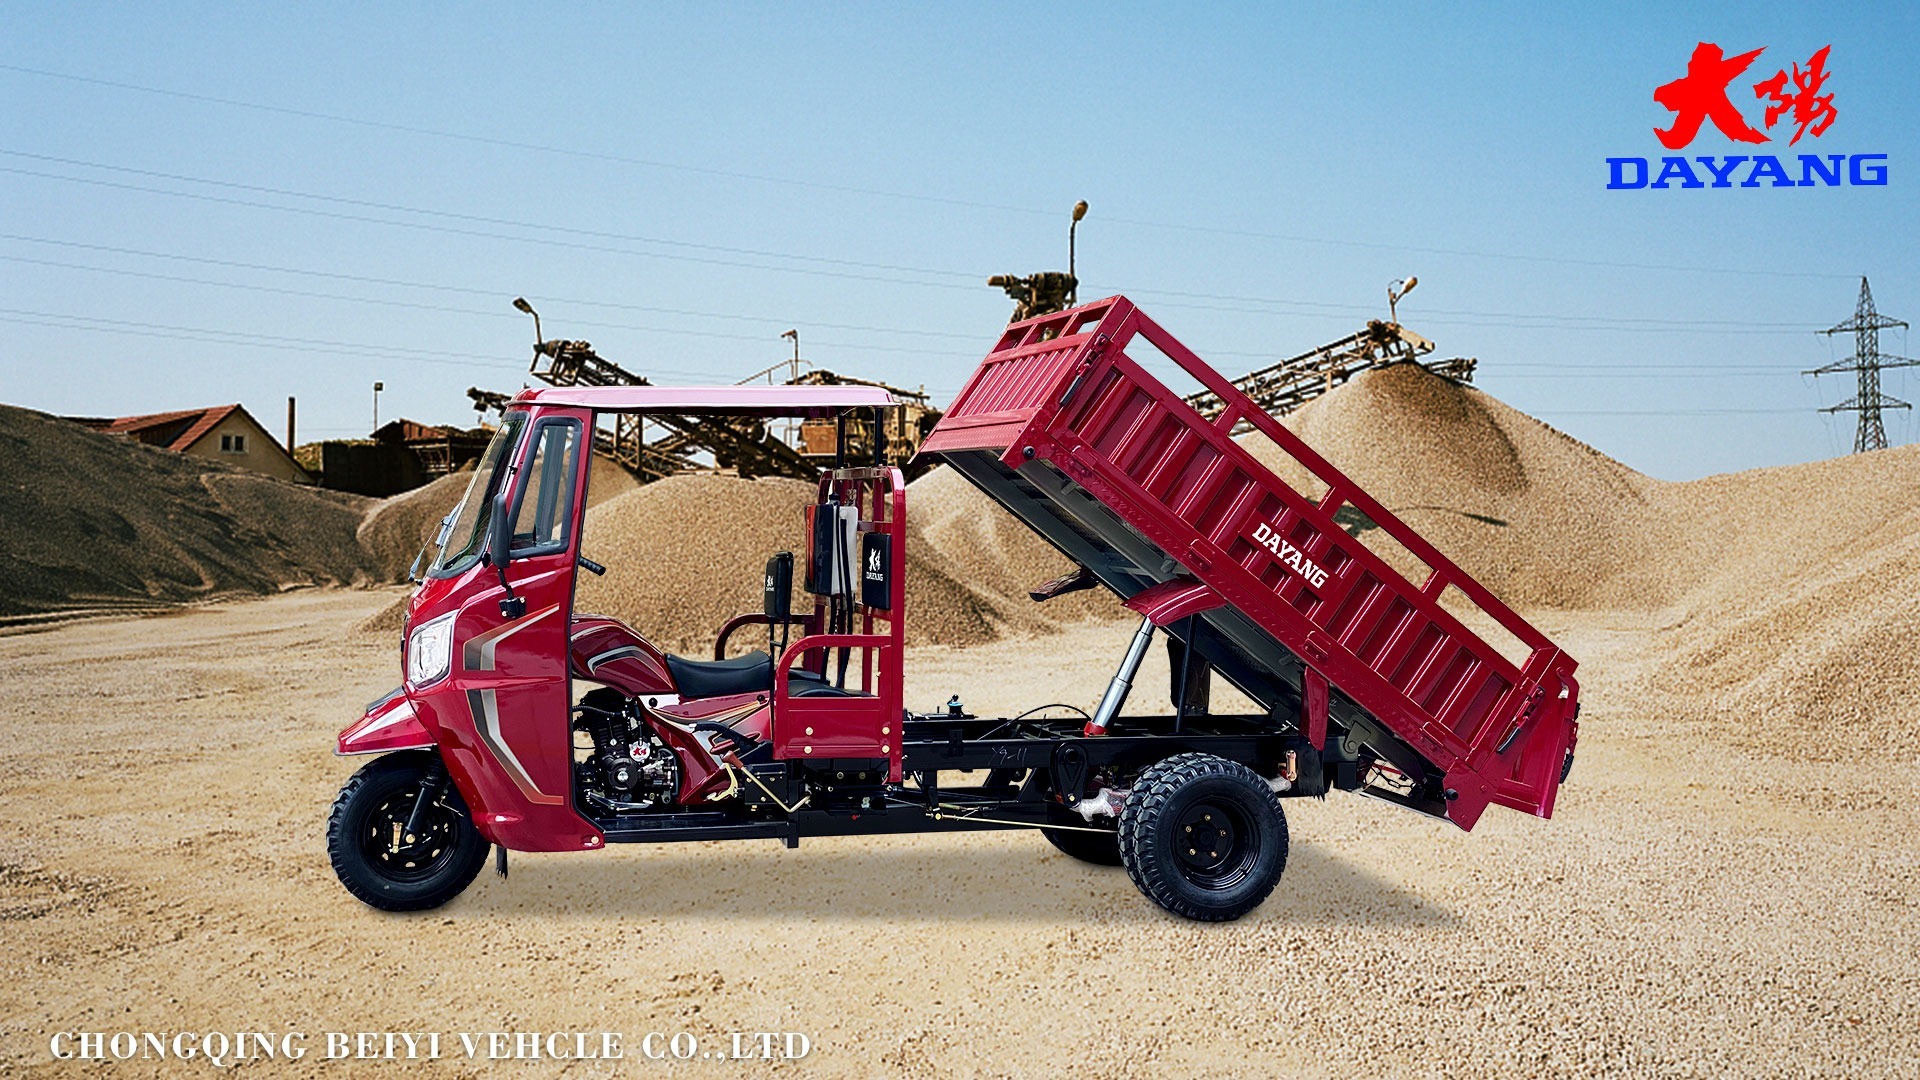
328, 752, 489, 912
1118, 753, 1288, 921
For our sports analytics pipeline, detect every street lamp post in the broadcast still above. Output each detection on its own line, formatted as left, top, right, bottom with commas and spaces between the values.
1069, 200, 1089, 305
512, 297, 543, 349
372, 381, 384, 434
1387, 276, 1418, 325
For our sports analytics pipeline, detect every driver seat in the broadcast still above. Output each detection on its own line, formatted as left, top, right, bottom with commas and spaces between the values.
664, 651, 774, 699
664, 651, 846, 700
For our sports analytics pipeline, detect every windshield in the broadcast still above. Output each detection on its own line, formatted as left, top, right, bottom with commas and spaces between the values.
429, 414, 525, 577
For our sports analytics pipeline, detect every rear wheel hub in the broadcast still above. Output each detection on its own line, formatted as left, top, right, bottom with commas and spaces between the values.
1173, 801, 1256, 887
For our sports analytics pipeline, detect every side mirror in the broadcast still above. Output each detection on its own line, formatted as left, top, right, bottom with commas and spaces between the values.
487, 487, 514, 569
487, 487, 526, 619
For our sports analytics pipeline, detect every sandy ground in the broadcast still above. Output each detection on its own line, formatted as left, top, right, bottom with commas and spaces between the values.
2, 588, 1917, 1078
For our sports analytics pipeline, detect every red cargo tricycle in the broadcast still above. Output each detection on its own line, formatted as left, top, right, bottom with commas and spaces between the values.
328, 298, 1579, 921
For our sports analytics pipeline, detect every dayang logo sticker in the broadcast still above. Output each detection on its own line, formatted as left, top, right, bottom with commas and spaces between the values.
1250, 521, 1330, 589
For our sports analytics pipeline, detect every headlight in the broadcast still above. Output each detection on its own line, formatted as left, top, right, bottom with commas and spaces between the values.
407, 612, 457, 687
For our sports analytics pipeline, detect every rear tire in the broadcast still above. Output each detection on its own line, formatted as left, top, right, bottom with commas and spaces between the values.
1118, 753, 1288, 921
328, 752, 489, 912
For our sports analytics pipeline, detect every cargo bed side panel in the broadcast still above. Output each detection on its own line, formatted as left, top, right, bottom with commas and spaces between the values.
921, 297, 1580, 829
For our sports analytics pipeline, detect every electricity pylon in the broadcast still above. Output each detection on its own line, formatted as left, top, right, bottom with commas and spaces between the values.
1807, 277, 1917, 453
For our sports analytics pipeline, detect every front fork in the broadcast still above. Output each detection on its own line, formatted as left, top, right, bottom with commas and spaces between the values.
402, 755, 447, 840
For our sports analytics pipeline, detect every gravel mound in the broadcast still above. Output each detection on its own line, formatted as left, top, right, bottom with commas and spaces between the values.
0, 404, 376, 619
1647, 442, 1920, 759
356, 468, 477, 582
358, 453, 643, 582
570, 474, 1010, 653
1257, 365, 1920, 758
1249, 362, 1674, 610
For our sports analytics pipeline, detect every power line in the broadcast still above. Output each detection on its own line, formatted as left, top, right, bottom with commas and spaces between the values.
0, 206, 1831, 341
0, 252, 979, 359
1532, 407, 1808, 416
0, 308, 662, 374
25, 149, 1805, 328
0, 149, 982, 283
0, 232, 973, 339
1116, 289, 1826, 333
0, 162, 984, 292
5, 246, 1830, 364
0, 63, 1055, 218
0, 62, 1859, 281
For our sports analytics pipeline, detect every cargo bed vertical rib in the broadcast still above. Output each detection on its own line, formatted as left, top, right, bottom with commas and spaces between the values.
920, 297, 1579, 830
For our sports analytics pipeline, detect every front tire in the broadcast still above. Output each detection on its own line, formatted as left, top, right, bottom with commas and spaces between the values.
328, 752, 489, 912
1118, 753, 1288, 921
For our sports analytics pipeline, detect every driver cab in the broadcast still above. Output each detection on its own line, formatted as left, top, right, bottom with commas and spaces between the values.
384, 384, 909, 850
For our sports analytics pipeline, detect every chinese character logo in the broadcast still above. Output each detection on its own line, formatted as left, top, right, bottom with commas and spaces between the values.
1754, 45, 1837, 145
1653, 42, 1838, 149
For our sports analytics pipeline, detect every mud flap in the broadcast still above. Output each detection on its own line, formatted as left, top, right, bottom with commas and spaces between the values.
1301, 668, 1329, 752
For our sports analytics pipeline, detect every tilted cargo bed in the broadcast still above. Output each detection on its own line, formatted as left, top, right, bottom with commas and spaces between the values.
918, 296, 1579, 830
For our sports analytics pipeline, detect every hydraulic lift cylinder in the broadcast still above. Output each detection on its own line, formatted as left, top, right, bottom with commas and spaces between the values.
1085, 616, 1155, 736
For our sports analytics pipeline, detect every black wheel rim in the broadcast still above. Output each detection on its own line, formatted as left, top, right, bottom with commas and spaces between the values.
1172, 799, 1260, 890
360, 788, 462, 884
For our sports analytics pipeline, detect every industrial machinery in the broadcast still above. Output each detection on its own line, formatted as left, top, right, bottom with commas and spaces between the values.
1186, 316, 1477, 427
472, 302, 942, 482
328, 296, 1578, 921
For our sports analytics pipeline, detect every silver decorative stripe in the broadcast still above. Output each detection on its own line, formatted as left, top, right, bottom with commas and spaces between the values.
586, 645, 646, 672
467, 688, 561, 804
462, 604, 560, 672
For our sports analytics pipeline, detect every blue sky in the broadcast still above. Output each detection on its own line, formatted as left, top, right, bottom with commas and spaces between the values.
2, 2, 1915, 479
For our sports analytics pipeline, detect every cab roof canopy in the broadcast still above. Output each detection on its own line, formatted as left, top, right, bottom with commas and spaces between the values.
511, 385, 898, 417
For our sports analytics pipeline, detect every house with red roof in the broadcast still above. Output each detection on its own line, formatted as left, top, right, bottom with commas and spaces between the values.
68, 403, 311, 484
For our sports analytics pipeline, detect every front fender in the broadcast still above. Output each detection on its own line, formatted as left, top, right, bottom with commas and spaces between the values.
337, 687, 435, 756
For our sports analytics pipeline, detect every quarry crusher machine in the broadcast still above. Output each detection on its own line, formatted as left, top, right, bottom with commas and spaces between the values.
330, 296, 1579, 922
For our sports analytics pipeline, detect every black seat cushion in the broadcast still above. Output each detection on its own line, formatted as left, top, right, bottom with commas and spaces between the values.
666, 651, 774, 699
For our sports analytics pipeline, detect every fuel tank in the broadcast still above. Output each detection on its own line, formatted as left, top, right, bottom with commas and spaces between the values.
568, 615, 675, 697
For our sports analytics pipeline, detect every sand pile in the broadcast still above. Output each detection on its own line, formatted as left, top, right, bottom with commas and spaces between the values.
1253, 365, 1920, 758
0, 404, 376, 620
905, 464, 1114, 626
572, 474, 1010, 654
1245, 363, 1678, 610
359, 464, 1114, 647
356, 467, 477, 581
1645, 442, 1920, 759
359, 454, 643, 582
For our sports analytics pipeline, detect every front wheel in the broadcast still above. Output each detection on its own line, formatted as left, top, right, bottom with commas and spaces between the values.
328, 752, 489, 912
1118, 753, 1288, 921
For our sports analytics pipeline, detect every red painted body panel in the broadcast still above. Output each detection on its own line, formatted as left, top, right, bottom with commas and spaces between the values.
1124, 577, 1225, 626
921, 296, 1579, 830
339, 399, 892, 850
337, 688, 434, 755
657, 693, 772, 742
567, 615, 675, 698
767, 467, 908, 782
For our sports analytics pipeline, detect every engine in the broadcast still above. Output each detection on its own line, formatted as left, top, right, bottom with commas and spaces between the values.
573, 689, 682, 814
